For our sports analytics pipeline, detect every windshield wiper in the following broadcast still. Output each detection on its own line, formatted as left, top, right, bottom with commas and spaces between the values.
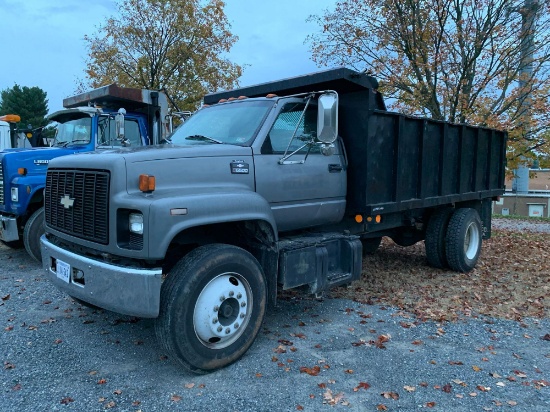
185, 134, 222, 144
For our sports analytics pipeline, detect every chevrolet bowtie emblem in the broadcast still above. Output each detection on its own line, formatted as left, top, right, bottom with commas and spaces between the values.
60, 194, 75, 209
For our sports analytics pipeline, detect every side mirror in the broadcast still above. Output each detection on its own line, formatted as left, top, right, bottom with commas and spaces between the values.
115, 108, 126, 140
317, 92, 338, 144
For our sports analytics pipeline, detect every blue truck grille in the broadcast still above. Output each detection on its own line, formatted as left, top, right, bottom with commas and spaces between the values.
45, 169, 110, 245
0, 163, 4, 205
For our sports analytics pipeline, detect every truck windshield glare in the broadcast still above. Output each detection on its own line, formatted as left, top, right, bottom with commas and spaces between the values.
54, 117, 92, 146
169, 100, 274, 146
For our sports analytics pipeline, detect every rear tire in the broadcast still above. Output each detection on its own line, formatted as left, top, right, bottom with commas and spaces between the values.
24, 207, 44, 263
425, 208, 453, 269
445, 208, 482, 273
155, 244, 267, 374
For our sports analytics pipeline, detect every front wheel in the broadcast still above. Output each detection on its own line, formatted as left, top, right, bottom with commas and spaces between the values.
155, 244, 267, 374
24, 207, 44, 263
445, 208, 482, 273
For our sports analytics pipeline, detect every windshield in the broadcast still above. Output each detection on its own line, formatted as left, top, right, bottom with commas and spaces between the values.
169, 100, 274, 146
53, 116, 92, 147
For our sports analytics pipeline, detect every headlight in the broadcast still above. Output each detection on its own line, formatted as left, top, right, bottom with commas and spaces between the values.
11, 188, 18, 202
129, 213, 144, 234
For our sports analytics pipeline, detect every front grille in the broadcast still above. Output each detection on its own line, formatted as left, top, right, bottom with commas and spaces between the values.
45, 169, 110, 244
0, 162, 4, 205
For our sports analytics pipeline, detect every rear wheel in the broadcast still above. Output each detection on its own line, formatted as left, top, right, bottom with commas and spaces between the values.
155, 244, 267, 374
445, 208, 482, 273
24, 207, 44, 263
425, 208, 453, 269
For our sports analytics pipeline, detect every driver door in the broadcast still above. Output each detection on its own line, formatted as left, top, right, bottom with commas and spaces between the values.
254, 102, 347, 232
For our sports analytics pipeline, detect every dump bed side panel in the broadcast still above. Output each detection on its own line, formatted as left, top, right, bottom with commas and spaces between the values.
340, 92, 506, 215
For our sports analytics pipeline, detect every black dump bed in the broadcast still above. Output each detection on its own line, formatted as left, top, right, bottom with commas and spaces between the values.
207, 68, 507, 216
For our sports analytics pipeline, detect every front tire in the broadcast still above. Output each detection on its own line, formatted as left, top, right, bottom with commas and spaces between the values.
445, 208, 482, 273
155, 244, 267, 374
24, 207, 44, 263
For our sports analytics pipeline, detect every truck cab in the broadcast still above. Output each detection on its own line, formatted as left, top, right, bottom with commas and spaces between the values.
0, 85, 170, 261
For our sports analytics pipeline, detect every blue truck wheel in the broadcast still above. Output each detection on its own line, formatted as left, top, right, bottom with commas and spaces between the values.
23, 207, 44, 263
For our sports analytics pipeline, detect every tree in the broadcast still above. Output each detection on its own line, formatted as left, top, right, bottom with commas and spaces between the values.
0, 84, 49, 129
81, 0, 242, 111
307, 0, 550, 169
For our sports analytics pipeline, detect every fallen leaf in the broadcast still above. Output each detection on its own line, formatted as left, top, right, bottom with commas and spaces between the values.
472, 365, 482, 372
442, 384, 452, 393
426, 401, 436, 408
381, 391, 399, 400
2, 294, 10, 301
299, 366, 321, 376
171, 394, 182, 402
354, 382, 371, 391
60, 397, 74, 405
97, 379, 107, 385
105, 401, 116, 409
376, 405, 388, 411
404, 386, 416, 392
185, 383, 195, 389
344, 369, 354, 374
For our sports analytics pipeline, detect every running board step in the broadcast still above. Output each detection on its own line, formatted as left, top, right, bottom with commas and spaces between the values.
279, 234, 362, 295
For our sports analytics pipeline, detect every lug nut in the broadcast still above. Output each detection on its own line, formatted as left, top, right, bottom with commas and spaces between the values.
234, 323, 239, 329
229, 291, 234, 297
240, 313, 245, 319
237, 293, 242, 299
220, 295, 225, 302
212, 318, 218, 324
217, 326, 222, 332
241, 302, 246, 307
213, 306, 219, 312
225, 328, 230, 334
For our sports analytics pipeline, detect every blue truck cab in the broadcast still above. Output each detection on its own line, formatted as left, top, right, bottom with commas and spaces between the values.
0, 84, 170, 261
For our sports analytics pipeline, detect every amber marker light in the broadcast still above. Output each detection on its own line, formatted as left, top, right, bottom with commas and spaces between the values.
355, 215, 363, 223
17, 168, 27, 175
366, 216, 373, 222
375, 215, 382, 223
139, 174, 156, 192
0, 114, 20, 123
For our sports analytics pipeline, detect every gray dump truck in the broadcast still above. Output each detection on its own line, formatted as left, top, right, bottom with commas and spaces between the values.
40, 68, 506, 373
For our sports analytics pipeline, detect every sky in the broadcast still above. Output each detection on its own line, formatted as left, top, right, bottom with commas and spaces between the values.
0, 0, 337, 115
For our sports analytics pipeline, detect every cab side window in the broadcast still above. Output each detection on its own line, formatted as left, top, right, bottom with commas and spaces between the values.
98, 117, 143, 146
262, 103, 319, 154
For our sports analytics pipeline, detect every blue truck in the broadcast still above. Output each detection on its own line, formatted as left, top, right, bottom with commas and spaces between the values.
0, 84, 170, 261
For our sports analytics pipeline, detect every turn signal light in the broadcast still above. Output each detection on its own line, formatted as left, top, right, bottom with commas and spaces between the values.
355, 215, 363, 223
139, 174, 155, 192
375, 215, 382, 223
18, 168, 27, 175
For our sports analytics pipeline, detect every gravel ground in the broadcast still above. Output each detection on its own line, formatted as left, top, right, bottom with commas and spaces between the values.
491, 218, 550, 233
1, 221, 549, 411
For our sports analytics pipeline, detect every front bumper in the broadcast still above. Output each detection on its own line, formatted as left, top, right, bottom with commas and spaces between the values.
40, 235, 163, 318
0, 215, 19, 242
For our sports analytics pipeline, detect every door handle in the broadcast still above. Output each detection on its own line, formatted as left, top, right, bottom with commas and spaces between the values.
328, 164, 343, 172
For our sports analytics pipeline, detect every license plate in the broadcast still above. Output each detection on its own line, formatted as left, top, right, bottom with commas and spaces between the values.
56, 259, 71, 283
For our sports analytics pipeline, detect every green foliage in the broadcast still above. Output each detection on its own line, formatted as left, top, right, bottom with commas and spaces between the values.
80, 0, 242, 111
0, 85, 49, 129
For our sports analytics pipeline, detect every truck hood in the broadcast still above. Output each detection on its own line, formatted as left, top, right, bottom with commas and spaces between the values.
0, 147, 84, 174
48, 144, 253, 168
